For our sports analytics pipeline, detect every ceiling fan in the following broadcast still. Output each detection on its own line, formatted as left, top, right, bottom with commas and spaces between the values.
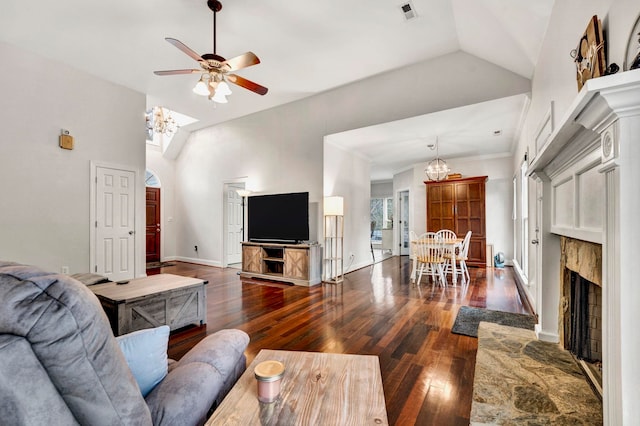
154, 0, 268, 103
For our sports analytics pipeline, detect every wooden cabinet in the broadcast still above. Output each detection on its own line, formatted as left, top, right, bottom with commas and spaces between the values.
425, 176, 487, 267
241, 242, 322, 286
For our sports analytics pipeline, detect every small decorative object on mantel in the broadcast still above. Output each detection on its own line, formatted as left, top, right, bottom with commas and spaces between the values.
446, 173, 462, 180
625, 14, 640, 71
570, 15, 607, 91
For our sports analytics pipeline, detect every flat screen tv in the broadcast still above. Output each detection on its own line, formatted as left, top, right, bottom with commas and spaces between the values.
247, 192, 309, 243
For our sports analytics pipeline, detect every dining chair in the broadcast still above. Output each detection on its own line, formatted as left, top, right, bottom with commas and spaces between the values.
444, 230, 472, 284
415, 232, 447, 287
436, 229, 457, 241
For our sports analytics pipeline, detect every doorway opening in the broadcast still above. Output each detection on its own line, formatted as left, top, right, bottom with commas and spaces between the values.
223, 181, 246, 269
370, 196, 394, 262
398, 190, 410, 256
145, 169, 162, 265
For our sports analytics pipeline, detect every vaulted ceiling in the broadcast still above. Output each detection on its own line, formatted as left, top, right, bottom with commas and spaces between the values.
0, 0, 555, 179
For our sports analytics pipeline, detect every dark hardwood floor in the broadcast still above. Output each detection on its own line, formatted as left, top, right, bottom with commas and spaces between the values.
150, 256, 529, 425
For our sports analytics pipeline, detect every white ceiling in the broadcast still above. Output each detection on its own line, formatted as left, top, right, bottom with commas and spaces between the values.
0, 0, 554, 179
326, 93, 530, 181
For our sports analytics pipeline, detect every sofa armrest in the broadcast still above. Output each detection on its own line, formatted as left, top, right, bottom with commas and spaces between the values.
145, 329, 249, 426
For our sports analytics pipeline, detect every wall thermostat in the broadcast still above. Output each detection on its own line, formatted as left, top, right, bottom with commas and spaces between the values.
59, 129, 74, 150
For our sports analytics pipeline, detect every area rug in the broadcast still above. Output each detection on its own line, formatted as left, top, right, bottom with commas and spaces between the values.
471, 322, 602, 425
452, 306, 537, 337
146, 261, 176, 269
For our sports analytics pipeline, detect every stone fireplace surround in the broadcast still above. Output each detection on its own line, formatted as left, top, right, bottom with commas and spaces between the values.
528, 70, 640, 425
559, 236, 602, 394
559, 236, 602, 357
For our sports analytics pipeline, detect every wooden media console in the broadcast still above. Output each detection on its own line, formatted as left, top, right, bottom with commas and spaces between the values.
240, 242, 322, 286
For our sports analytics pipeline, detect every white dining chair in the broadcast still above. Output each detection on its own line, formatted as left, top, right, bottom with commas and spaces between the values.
436, 229, 457, 241
415, 232, 447, 287
444, 230, 472, 284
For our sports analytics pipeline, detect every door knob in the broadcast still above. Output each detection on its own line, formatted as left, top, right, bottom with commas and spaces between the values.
531, 239, 539, 245
129, 230, 135, 235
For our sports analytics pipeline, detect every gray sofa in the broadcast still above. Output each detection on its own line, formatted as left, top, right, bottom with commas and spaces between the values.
0, 261, 249, 425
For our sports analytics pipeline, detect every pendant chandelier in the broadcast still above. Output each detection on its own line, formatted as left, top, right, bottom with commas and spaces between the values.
146, 107, 178, 137
424, 136, 450, 181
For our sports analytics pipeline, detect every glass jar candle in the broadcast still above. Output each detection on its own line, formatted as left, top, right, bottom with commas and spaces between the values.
254, 360, 285, 403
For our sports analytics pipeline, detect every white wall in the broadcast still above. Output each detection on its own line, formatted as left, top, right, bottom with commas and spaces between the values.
324, 142, 371, 272
175, 102, 325, 266
175, 51, 531, 267
0, 41, 146, 275
146, 145, 177, 261
371, 181, 393, 198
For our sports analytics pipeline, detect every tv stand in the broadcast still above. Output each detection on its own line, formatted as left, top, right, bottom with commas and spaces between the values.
240, 242, 322, 286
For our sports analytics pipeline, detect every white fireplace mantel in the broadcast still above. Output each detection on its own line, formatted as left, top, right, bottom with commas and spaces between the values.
528, 69, 640, 426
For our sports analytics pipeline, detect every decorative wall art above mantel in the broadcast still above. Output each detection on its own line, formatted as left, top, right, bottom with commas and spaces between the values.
571, 15, 607, 91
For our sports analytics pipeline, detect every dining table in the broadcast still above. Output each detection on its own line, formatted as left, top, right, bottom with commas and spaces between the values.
410, 237, 464, 285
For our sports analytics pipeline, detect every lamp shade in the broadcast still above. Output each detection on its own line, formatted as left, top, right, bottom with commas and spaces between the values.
324, 196, 344, 216
236, 189, 252, 197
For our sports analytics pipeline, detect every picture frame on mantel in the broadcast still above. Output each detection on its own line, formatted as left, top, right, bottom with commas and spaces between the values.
571, 15, 606, 91
532, 101, 554, 162
624, 14, 640, 71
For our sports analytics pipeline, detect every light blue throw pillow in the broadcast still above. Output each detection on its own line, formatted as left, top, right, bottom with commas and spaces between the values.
116, 325, 170, 397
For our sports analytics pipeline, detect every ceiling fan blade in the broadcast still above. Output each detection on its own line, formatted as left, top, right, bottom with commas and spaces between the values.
227, 74, 268, 95
223, 52, 260, 72
154, 69, 201, 76
165, 37, 204, 62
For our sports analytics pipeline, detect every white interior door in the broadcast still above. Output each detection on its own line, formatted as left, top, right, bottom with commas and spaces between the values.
95, 166, 136, 281
226, 187, 243, 264
399, 190, 410, 255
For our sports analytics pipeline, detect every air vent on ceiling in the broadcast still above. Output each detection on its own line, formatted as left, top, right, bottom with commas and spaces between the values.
400, 1, 417, 21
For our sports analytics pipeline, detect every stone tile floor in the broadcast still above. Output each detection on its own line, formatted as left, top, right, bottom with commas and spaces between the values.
471, 322, 602, 425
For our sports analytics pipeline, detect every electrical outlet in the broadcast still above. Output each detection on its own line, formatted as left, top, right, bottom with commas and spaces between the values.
61, 266, 69, 274
194, 245, 198, 252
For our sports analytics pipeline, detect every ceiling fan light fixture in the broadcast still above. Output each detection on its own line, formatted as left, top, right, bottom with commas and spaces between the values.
154, 0, 268, 103
193, 76, 210, 96
211, 90, 228, 103
217, 80, 232, 96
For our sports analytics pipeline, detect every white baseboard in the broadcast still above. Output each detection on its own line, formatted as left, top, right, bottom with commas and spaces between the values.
173, 256, 223, 268
535, 325, 560, 343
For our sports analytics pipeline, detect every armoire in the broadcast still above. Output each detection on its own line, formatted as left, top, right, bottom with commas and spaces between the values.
424, 175, 487, 267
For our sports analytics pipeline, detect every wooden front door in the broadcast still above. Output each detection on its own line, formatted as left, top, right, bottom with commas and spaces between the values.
146, 187, 161, 263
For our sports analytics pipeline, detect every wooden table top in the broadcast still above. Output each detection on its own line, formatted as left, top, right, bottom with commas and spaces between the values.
90, 274, 206, 303
206, 349, 389, 425
411, 237, 463, 245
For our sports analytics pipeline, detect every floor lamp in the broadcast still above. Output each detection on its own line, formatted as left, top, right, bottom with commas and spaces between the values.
324, 196, 344, 284
236, 189, 252, 242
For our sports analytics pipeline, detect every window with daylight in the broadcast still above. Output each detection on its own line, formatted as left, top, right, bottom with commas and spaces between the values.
370, 197, 393, 242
